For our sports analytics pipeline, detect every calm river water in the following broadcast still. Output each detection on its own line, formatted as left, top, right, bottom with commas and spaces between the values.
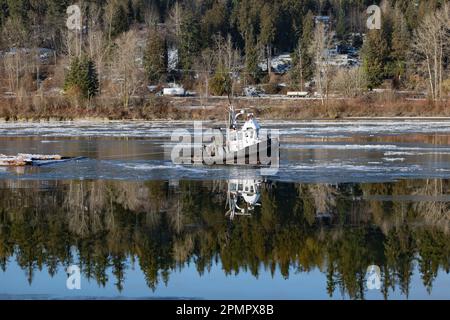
0, 120, 450, 299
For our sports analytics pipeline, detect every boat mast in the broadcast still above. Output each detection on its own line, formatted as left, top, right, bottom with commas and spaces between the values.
228, 105, 245, 130
228, 105, 235, 129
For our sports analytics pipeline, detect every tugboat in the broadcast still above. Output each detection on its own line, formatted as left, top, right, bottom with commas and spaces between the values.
201, 106, 278, 165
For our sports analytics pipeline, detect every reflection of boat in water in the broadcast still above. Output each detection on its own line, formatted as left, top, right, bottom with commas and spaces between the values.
200, 106, 279, 165
225, 179, 263, 220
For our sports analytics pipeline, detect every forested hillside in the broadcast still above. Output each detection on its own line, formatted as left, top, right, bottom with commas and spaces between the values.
0, 0, 449, 118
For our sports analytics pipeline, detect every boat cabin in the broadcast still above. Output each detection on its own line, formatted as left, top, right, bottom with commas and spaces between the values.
226, 108, 262, 153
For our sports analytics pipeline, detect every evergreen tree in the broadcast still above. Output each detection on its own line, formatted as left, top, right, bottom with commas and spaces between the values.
0, 0, 8, 28
209, 65, 232, 96
201, 0, 229, 46
64, 56, 99, 99
244, 28, 260, 84
291, 40, 314, 90
290, 11, 314, 90
260, 3, 277, 77
134, 0, 145, 24
395, 0, 418, 30
44, 0, 70, 50
127, 0, 134, 26
83, 57, 100, 98
390, 8, 410, 87
111, 4, 129, 38
64, 56, 81, 94
6, 0, 30, 23
336, 7, 346, 40
179, 10, 201, 73
143, 29, 168, 83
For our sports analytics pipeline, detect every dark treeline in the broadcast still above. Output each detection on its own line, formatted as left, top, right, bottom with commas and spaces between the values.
0, 179, 449, 299
0, 0, 449, 110
0, 0, 443, 53
0, 0, 379, 53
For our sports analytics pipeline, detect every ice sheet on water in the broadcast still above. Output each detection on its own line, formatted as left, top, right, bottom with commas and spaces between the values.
285, 162, 410, 172
275, 120, 450, 137
1, 120, 450, 183
2, 120, 450, 138
282, 144, 450, 152
384, 151, 417, 156
0, 157, 449, 183
382, 158, 405, 162
0, 121, 206, 138
106, 160, 214, 175
272, 161, 432, 183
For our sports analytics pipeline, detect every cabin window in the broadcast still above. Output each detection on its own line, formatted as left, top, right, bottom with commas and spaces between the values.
245, 129, 254, 139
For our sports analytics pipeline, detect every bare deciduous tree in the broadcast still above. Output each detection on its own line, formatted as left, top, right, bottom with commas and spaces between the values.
167, 1, 182, 39
311, 22, 333, 105
332, 67, 367, 98
87, 31, 109, 90
194, 49, 214, 101
1, 17, 27, 48
144, 3, 160, 28
3, 53, 20, 93
411, 5, 450, 101
211, 34, 242, 98
86, 4, 110, 94
2, 49, 36, 96
105, 0, 118, 46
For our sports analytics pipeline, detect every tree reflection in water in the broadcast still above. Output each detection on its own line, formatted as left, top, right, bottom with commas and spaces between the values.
0, 179, 450, 299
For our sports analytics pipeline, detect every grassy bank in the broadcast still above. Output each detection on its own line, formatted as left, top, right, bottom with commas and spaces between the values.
1, 95, 449, 121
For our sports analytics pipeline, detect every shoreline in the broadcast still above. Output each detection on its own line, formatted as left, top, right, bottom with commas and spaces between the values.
2, 116, 450, 123
1, 96, 449, 122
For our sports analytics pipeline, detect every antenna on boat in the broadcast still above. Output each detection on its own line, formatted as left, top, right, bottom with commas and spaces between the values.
228, 105, 246, 130
228, 105, 234, 129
